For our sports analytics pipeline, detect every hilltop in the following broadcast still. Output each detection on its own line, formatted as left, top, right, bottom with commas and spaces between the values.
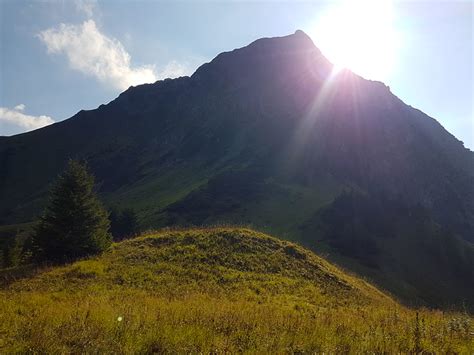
1, 30, 473, 309
0, 228, 472, 352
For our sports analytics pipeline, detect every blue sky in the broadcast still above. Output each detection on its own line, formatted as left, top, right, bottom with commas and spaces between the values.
1, 0, 472, 149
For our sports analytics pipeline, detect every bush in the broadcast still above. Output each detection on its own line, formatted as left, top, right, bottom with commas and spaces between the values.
1, 235, 22, 268
109, 208, 140, 241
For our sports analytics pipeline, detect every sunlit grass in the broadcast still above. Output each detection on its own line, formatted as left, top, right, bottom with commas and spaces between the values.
0, 227, 472, 352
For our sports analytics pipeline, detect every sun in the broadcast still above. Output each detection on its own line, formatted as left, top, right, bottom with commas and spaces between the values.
310, 0, 400, 81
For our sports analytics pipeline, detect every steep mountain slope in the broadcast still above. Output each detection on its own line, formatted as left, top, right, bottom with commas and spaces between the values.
1, 31, 473, 309
1, 228, 472, 352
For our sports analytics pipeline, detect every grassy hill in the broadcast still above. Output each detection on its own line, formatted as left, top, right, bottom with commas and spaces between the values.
1, 228, 472, 353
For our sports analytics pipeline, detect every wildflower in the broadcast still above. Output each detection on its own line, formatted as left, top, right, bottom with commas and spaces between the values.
117, 316, 123, 322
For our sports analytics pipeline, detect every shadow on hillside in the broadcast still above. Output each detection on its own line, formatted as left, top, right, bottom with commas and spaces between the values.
0, 264, 50, 288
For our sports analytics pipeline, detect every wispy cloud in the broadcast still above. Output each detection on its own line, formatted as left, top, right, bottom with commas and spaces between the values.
38, 20, 156, 90
74, 0, 98, 18
157, 60, 191, 80
38, 20, 190, 91
0, 105, 55, 132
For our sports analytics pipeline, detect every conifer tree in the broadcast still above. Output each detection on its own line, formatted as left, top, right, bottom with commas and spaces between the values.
33, 159, 111, 262
110, 207, 140, 240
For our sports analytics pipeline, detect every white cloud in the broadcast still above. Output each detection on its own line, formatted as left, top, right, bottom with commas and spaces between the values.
74, 0, 98, 18
157, 60, 192, 79
0, 105, 55, 132
38, 20, 159, 90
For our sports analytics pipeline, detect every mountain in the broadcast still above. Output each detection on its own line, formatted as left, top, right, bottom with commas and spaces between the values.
1, 228, 472, 352
1, 30, 473, 310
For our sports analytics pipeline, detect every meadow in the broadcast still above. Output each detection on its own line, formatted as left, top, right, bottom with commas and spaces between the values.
1, 228, 472, 353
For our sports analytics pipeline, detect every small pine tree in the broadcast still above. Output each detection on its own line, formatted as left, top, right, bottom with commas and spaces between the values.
120, 208, 140, 237
2, 235, 23, 268
33, 159, 111, 262
110, 207, 140, 241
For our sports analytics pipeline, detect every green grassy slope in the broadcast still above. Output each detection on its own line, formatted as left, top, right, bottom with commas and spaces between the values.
1, 228, 472, 353
161, 174, 474, 310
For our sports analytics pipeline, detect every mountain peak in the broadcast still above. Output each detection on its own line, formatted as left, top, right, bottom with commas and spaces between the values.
293, 29, 310, 38
192, 30, 327, 84
243, 30, 319, 54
